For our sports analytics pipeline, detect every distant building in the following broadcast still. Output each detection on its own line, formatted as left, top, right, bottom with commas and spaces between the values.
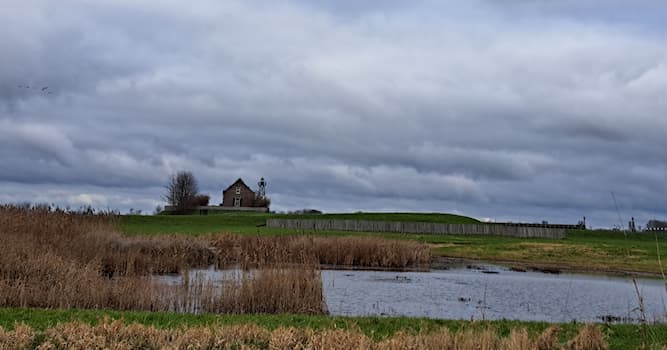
221, 178, 257, 207
164, 177, 269, 214
647, 220, 667, 231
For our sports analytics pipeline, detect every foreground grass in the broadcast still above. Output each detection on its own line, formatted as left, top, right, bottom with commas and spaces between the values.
121, 213, 667, 275
1, 308, 666, 349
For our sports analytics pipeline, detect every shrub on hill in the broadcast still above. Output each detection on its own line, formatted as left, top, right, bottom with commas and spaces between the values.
191, 194, 210, 206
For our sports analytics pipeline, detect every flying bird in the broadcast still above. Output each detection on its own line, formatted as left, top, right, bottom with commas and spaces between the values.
16, 84, 55, 95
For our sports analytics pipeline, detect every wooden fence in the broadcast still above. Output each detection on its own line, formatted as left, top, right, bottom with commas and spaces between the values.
164, 205, 269, 213
266, 219, 566, 239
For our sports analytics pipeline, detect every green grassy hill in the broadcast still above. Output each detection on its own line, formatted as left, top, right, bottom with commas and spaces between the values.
121, 211, 479, 235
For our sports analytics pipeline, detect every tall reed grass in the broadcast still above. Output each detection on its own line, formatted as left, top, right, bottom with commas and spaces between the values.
0, 318, 611, 350
208, 234, 431, 270
160, 267, 325, 314
0, 205, 215, 276
0, 206, 325, 314
0, 205, 430, 315
1, 205, 430, 275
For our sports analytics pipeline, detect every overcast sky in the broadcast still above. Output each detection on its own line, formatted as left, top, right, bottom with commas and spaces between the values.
1, 0, 666, 228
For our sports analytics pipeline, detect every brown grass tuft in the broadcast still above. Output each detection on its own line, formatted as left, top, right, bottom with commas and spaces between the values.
269, 327, 308, 350
456, 328, 498, 350
500, 328, 532, 350
567, 324, 608, 350
377, 329, 455, 350
304, 328, 374, 350
536, 326, 561, 350
0, 323, 35, 350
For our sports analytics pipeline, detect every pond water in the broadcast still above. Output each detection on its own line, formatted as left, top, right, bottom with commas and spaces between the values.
156, 265, 667, 323
322, 266, 667, 323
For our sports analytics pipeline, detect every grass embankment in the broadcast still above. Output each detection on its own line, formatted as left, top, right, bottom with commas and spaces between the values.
121, 212, 479, 235
122, 213, 667, 275
1, 308, 665, 349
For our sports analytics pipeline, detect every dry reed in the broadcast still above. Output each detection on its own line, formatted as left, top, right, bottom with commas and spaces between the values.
0, 319, 612, 350
0, 205, 427, 315
160, 267, 325, 314
567, 324, 608, 350
0, 205, 215, 277
208, 234, 431, 270
0, 206, 325, 314
0, 323, 35, 350
536, 326, 561, 350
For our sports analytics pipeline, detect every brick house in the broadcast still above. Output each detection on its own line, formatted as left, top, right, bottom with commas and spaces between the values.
221, 178, 257, 207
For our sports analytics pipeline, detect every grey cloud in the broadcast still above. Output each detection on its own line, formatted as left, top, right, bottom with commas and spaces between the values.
0, 0, 666, 227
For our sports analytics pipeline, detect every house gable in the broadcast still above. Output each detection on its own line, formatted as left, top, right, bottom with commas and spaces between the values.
221, 178, 256, 207
223, 178, 253, 194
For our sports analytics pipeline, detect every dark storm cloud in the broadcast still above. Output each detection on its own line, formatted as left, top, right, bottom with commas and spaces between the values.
1, 0, 666, 227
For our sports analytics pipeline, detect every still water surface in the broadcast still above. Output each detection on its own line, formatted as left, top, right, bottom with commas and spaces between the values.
159, 265, 667, 323
322, 266, 667, 323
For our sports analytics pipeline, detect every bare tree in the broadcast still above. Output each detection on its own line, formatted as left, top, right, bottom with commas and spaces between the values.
164, 171, 199, 213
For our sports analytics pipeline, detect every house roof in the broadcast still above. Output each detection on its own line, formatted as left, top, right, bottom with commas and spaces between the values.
223, 178, 253, 193
648, 220, 667, 228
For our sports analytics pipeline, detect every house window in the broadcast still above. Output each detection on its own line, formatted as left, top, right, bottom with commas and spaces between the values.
233, 198, 241, 207
235, 186, 241, 195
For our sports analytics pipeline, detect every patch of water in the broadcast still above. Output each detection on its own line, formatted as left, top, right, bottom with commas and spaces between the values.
323, 266, 667, 323
154, 265, 667, 323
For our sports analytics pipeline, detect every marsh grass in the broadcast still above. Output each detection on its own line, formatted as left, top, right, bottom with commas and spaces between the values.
0, 206, 325, 314
0, 206, 429, 315
0, 205, 215, 277
209, 234, 431, 270
0, 318, 611, 349
165, 267, 325, 315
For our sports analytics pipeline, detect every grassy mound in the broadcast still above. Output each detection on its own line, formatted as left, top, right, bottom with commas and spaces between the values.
121, 212, 479, 235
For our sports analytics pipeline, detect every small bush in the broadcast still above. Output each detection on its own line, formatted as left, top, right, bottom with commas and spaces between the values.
252, 197, 271, 208
191, 194, 210, 206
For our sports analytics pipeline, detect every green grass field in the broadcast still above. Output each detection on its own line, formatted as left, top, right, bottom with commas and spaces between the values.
121, 212, 479, 235
120, 212, 667, 275
428, 229, 667, 275
0, 307, 664, 349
